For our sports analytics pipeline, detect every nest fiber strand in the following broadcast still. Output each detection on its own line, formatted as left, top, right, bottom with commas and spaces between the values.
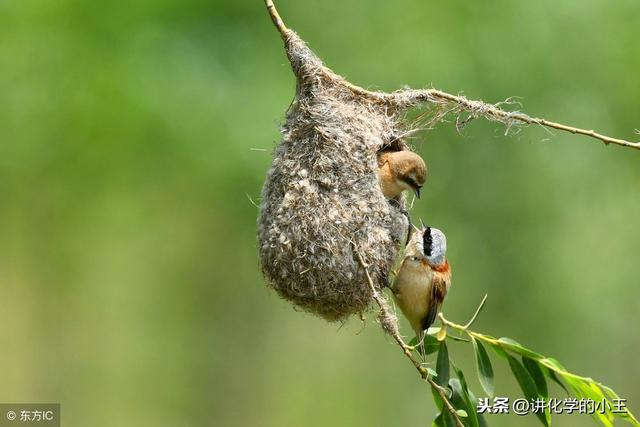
258, 31, 412, 321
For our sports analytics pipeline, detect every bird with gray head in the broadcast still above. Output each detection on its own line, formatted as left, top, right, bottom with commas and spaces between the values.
391, 225, 451, 346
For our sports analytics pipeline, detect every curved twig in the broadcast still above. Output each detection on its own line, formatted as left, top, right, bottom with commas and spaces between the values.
463, 293, 488, 329
353, 247, 465, 427
263, 0, 640, 151
264, 0, 289, 40
391, 89, 640, 150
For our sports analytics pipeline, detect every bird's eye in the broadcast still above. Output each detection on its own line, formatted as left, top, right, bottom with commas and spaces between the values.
405, 178, 418, 188
410, 256, 419, 261
423, 227, 433, 257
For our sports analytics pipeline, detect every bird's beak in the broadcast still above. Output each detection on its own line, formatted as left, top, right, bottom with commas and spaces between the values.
414, 186, 421, 199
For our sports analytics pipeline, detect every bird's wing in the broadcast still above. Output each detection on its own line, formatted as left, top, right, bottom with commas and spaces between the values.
421, 273, 449, 331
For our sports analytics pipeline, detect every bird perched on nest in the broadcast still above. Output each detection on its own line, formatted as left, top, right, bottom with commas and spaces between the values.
377, 150, 427, 200
391, 225, 451, 343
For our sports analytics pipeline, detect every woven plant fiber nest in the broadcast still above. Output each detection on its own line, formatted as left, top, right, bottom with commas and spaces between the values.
257, 0, 639, 322
258, 30, 419, 321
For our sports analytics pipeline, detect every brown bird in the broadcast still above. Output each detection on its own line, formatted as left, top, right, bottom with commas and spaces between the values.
392, 226, 451, 342
377, 150, 427, 200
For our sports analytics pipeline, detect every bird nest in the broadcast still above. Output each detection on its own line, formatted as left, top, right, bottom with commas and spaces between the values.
257, 1, 638, 325
258, 30, 421, 321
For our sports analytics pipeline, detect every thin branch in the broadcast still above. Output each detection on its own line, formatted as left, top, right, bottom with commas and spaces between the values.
264, 0, 288, 40
353, 247, 464, 427
263, 0, 640, 151
463, 293, 488, 329
410, 90, 640, 151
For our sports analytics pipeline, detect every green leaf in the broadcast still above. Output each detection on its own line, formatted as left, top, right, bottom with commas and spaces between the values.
601, 385, 640, 424
498, 337, 543, 359
453, 366, 481, 427
601, 384, 620, 401
523, 357, 550, 426
442, 410, 457, 427
447, 334, 470, 343
545, 368, 570, 395
588, 383, 614, 423
471, 337, 495, 398
432, 412, 444, 427
523, 357, 548, 398
431, 385, 444, 411
507, 355, 539, 399
436, 342, 450, 387
538, 358, 570, 395
540, 357, 566, 371
507, 355, 549, 427
571, 380, 614, 427
468, 389, 488, 427
409, 334, 439, 357
455, 409, 468, 418
423, 334, 441, 356
488, 342, 508, 359
448, 378, 471, 427
434, 410, 465, 427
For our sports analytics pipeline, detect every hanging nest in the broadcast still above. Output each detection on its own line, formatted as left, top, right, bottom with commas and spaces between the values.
258, 27, 409, 320
258, 29, 413, 321
256, 9, 519, 323
257, 6, 493, 323
257, 1, 639, 323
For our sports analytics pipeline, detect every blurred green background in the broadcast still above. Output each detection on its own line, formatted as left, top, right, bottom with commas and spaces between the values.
1, 0, 638, 426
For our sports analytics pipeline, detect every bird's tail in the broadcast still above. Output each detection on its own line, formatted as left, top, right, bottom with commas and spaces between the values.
421, 306, 439, 333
